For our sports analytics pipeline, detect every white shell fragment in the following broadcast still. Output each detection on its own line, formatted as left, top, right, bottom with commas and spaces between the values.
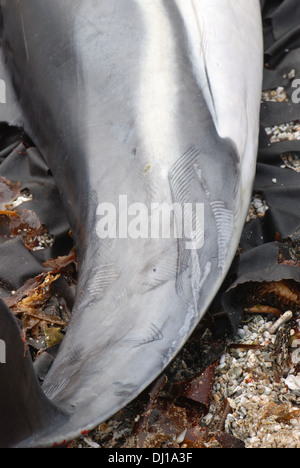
285, 375, 300, 396
268, 311, 293, 334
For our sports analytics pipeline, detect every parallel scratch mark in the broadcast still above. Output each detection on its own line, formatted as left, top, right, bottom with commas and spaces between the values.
21, 14, 29, 61
211, 201, 233, 272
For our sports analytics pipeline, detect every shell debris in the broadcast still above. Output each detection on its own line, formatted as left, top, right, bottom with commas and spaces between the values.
201, 313, 300, 448
261, 87, 289, 103
265, 121, 300, 143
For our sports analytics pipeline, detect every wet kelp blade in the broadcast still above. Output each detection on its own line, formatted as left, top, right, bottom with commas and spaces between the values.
0, 126, 73, 448
0, 299, 67, 448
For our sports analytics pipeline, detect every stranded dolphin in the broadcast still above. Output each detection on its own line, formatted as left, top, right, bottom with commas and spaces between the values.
0, 0, 263, 447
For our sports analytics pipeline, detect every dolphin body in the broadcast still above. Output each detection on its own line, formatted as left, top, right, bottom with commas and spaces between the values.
0, 0, 263, 447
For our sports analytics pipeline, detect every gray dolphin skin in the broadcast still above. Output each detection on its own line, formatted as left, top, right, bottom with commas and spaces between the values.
0, 0, 263, 447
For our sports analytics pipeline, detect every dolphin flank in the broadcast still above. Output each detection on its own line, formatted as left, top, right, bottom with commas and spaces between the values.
0, 0, 263, 447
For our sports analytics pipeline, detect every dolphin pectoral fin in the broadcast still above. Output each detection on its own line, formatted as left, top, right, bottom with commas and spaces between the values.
0, 300, 68, 448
